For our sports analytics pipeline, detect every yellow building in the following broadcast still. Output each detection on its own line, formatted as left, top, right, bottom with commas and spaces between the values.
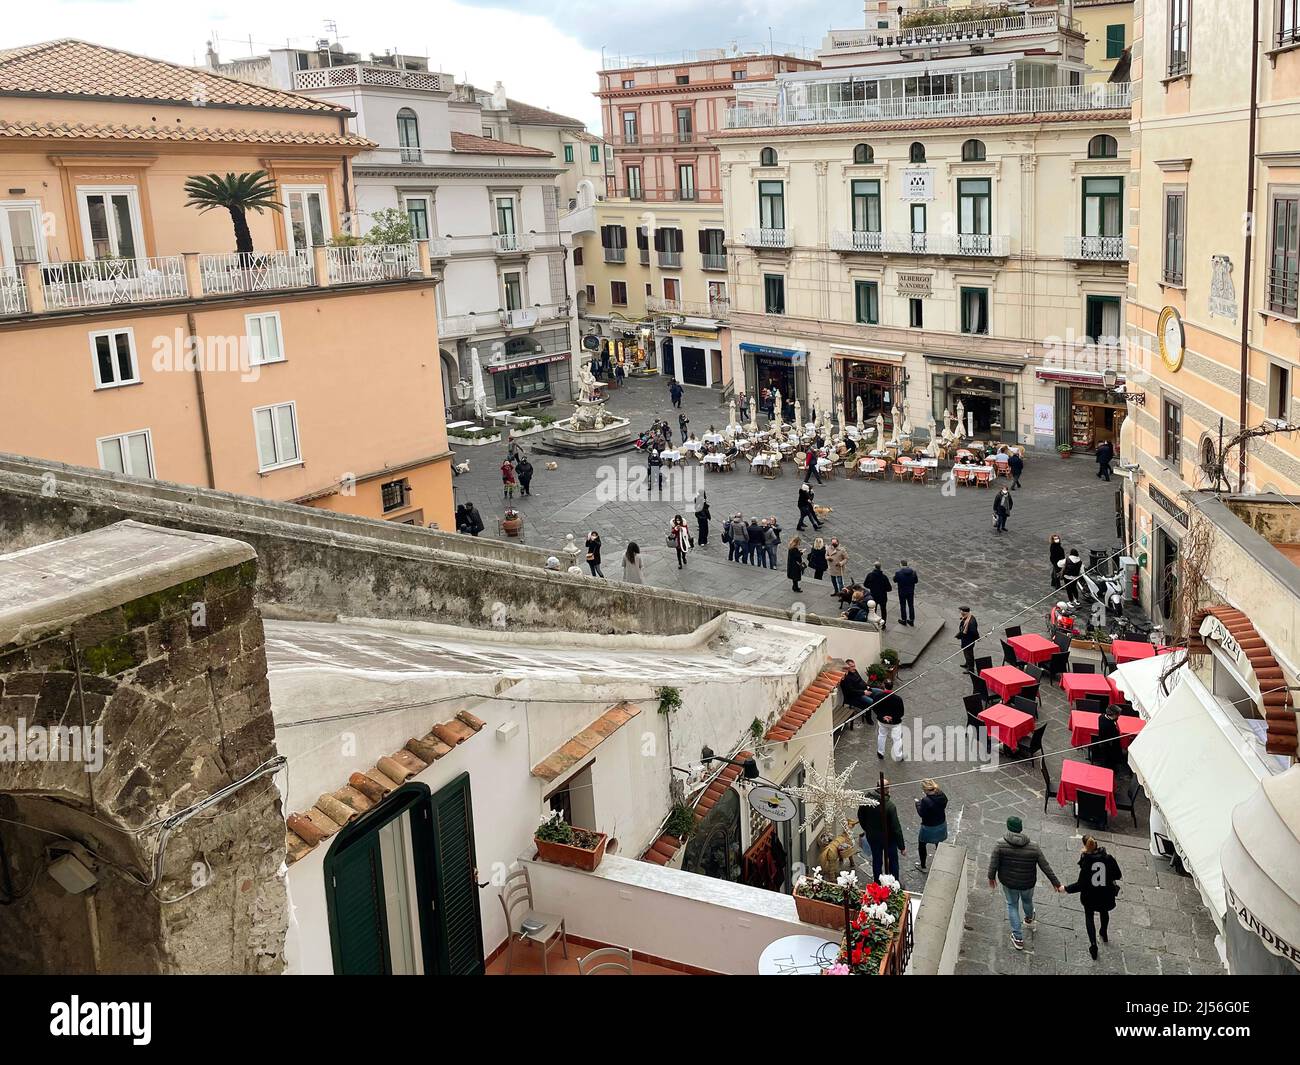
1076, 0, 1135, 82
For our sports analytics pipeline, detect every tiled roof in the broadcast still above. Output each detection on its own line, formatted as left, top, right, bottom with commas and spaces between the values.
642, 750, 755, 866
531, 701, 641, 783
711, 109, 1130, 139
284, 709, 485, 864
506, 98, 587, 128
0, 39, 347, 112
0, 119, 373, 147
450, 131, 553, 156
766, 666, 846, 742
1187, 605, 1297, 756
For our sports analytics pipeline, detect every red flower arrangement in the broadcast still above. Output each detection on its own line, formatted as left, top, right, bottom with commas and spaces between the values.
827, 876, 908, 975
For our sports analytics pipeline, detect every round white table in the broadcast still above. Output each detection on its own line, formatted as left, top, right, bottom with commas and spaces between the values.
757, 934, 841, 975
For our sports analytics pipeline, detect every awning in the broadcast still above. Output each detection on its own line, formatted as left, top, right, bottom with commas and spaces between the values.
1111, 651, 1185, 718
1128, 672, 1263, 931
739, 342, 802, 359
1034, 369, 1125, 387
1220, 766, 1300, 970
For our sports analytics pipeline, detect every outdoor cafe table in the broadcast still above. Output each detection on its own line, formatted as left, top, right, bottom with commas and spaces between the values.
659, 449, 682, 466
900, 457, 939, 468
1008, 633, 1058, 664
1060, 672, 1121, 705
751, 454, 780, 470
681, 440, 705, 456
858, 458, 885, 475
702, 432, 724, 445
980, 665, 1034, 701
1112, 640, 1159, 665
978, 703, 1035, 751
1069, 710, 1146, 750
702, 453, 730, 468
1057, 759, 1118, 818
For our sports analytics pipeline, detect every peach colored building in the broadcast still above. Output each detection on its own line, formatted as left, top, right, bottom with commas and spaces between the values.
0, 39, 453, 529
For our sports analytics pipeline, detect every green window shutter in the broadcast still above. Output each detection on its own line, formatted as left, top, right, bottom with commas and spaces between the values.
327, 836, 389, 975
1106, 24, 1125, 59
430, 773, 485, 976
564, 144, 574, 163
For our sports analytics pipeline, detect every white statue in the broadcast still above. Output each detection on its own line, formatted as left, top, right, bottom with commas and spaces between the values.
794, 400, 803, 432
749, 396, 759, 433
773, 388, 783, 424
875, 412, 885, 445
955, 400, 967, 440
901, 407, 913, 438
926, 415, 940, 458
888, 402, 901, 444
578, 363, 601, 404
728, 399, 737, 431
855, 395, 865, 430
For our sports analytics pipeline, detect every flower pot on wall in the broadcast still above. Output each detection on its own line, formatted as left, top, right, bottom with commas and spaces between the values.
534, 830, 608, 872
795, 893, 859, 931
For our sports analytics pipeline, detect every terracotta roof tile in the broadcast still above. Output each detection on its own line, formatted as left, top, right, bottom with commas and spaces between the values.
765, 667, 846, 742
0, 119, 373, 147
0, 39, 347, 112
530, 701, 642, 782
450, 130, 552, 156
640, 749, 754, 864
505, 97, 587, 128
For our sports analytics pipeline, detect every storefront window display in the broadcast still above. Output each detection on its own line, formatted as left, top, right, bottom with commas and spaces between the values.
932, 372, 1018, 443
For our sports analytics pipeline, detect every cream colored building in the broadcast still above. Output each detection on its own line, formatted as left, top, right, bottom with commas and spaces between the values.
717, 3, 1132, 444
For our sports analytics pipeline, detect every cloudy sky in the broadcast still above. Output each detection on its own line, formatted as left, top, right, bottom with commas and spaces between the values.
6, 0, 862, 128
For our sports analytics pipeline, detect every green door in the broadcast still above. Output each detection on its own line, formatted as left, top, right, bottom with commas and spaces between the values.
430, 774, 486, 975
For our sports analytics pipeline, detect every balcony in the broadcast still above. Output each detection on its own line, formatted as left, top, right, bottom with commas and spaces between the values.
41, 256, 188, 310
199, 251, 314, 295
0, 267, 27, 315
608, 187, 722, 203
741, 228, 792, 250
1065, 236, 1128, 262
438, 313, 480, 339
702, 252, 728, 271
657, 251, 682, 268
830, 231, 1009, 257
492, 233, 535, 254
824, 9, 1079, 54
606, 131, 707, 148
326, 242, 422, 284
292, 64, 447, 93
725, 83, 1131, 130
646, 294, 730, 320
603, 246, 626, 264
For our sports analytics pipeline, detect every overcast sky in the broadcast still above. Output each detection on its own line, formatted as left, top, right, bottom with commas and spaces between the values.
7, 0, 863, 128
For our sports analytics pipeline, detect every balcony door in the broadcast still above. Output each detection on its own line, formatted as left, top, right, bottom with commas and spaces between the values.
1082, 177, 1123, 252
0, 202, 44, 267
495, 195, 518, 238
76, 187, 143, 260
283, 186, 331, 253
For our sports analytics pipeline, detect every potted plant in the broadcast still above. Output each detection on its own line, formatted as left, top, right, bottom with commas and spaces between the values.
534, 810, 608, 872
831, 875, 911, 975
663, 802, 696, 841
794, 867, 864, 930
1057, 442, 1075, 458
865, 660, 889, 686
501, 507, 523, 537
880, 648, 900, 683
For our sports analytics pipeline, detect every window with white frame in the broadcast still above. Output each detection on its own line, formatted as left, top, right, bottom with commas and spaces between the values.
0, 202, 43, 266
89, 328, 139, 388
77, 187, 143, 259
245, 312, 284, 365
404, 196, 431, 240
283, 187, 330, 253
494, 195, 517, 237
502, 270, 524, 310
98, 429, 153, 477
1168, 0, 1191, 75
253, 402, 301, 471
397, 108, 421, 163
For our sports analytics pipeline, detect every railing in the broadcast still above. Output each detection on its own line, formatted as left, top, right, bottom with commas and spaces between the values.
426, 237, 451, 258
600, 43, 813, 71
293, 65, 446, 93
1065, 236, 1128, 261
647, 294, 731, 320
0, 266, 27, 315
42, 256, 188, 310
199, 250, 314, 295
702, 252, 728, 271
831, 231, 1009, 256
325, 242, 421, 284
438, 314, 481, 338
501, 307, 539, 329
725, 84, 1131, 129
740, 228, 792, 249
609, 187, 722, 203
658, 251, 682, 268
825, 9, 1077, 52
492, 233, 535, 254
606, 131, 708, 147
1267, 267, 1298, 318
603, 246, 626, 263
830, 230, 884, 253
639, 249, 651, 265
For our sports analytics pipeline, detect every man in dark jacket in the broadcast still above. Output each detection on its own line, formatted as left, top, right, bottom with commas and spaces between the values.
993, 486, 1014, 533
987, 815, 1063, 950
1061, 549, 1084, 602
870, 680, 905, 761
1095, 439, 1114, 481
516, 457, 534, 496
1095, 706, 1124, 771
747, 518, 767, 567
839, 660, 871, 729
670, 379, 683, 408
893, 560, 919, 627
956, 606, 980, 674
464, 502, 485, 537
859, 781, 905, 883
1008, 450, 1024, 489
796, 483, 823, 531
863, 563, 892, 626
647, 448, 664, 492
803, 445, 823, 484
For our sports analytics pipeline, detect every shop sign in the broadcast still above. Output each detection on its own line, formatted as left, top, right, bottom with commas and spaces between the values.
1198, 613, 1249, 674
1033, 403, 1054, 434
902, 167, 934, 202
1147, 484, 1189, 528
672, 328, 718, 339
1226, 883, 1300, 968
1209, 255, 1238, 322
896, 272, 932, 298
486, 352, 570, 374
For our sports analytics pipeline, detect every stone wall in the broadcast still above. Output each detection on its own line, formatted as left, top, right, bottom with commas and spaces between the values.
0, 523, 286, 974
909, 843, 970, 976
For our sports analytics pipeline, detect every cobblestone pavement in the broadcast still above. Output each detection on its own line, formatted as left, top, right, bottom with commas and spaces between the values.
452, 377, 1222, 974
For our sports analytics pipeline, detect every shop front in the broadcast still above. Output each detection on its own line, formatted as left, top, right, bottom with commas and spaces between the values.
928, 359, 1020, 444
739, 341, 808, 418
1037, 370, 1126, 453
487, 350, 571, 407
833, 350, 905, 431
669, 322, 725, 389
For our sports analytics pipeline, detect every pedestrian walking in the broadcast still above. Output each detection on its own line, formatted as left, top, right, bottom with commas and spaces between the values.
827, 538, 848, 595
1008, 449, 1024, 489
858, 780, 906, 883
670, 379, 684, 409
584, 530, 604, 578
694, 492, 711, 546
501, 458, 516, 500
914, 780, 949, 872
1061, 548, 1084, 602
738, 391, 750, 422
614, 361, 625, 386
993, 485, 1013, 533
803, 445, 823, 484
894, 560, 918, 627
864, 563, 892, 627
463, 502, 485, 537
648, 447, 664, 492
764, 517, 781, 569
679, 412, 690, 441
723, 513, 742, 562
787, 535, 805, 592
1095, 439, 1114, 482
1064, 836, 1123, 960
669, 514, 692, 569
621, 542, 643, 584
808, 537, 828, 581
747, 517, 766, 567
516, 456, 534, 496
1049, 534, 1065, 588
796, 483, 823, 531
987, 815, 1063, 951
956, 606, 980, 674
870, 679, 905, 761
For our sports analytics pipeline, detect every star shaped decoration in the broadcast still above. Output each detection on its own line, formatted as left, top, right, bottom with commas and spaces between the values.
787, 758, 872, 840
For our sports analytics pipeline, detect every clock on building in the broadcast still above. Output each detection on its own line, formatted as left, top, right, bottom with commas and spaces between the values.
1157, 306, 1185, 372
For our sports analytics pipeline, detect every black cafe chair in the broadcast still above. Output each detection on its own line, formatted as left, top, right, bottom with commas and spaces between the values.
1016, 722, 1047, 759
963, 693, 987, 718
1021, 662, 1042, 681
1075, 790, 1109, 829
1043, 650, 1070, 684
1000, 639, 1020, 667
1005, 625, 1022, 638
1073, 662, 1096, 674
1041, 759, 1057, 811
1079, 694, 1109, 713
1019, 682, 1041, 707
1052, 632, 1072, 652
1116, 776, 1143, 828
1010, 695, 1039, 719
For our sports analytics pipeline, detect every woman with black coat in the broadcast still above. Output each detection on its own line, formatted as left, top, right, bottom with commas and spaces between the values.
808, 536, 828, 581
787, 535, 806, 593
1049, 534, 1065, 588
914, 780, 949, 872
694, 492, 711, 547
1064, 835, 1123, 959
584, 531, 604, 578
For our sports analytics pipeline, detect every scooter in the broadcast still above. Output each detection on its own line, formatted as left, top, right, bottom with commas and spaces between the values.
1077, 568, 1125, 617
1047, 601, 1082, 638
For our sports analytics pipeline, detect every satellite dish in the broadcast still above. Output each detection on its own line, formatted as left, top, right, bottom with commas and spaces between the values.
748, 785, 797, 823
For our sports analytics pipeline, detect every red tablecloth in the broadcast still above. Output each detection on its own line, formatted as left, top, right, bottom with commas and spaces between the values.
1068, 711, 1146, 750
1008, 633, 1058, 664
980, 665, 1035, 701
1060, 672, 1120, 704
1111, 640, 1157, 665
1058, 759, 1118, 817
979, 703, 1036, 750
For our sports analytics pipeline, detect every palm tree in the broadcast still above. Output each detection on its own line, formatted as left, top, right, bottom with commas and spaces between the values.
183, 171, 282, 255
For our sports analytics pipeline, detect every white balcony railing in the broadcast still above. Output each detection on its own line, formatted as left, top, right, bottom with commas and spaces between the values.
199, 250, 314, 295
726, 83, 1131, 129
0, 266, 27, 315
741, 228, 792, 249
326, 242, 421, 284
647, 294, 731, 320
830, 230, 885, 253
658, 251, 682, 268
42, 256, 188, 310
293, 65, 446, 93
492, 233, 535, 254
702, 252, 728, 271
825, 9, 1077, 52
604, 247, 626, 264
438, 314, 481, 338
830, 231, 1009, 256
1065, 235, 1128, 261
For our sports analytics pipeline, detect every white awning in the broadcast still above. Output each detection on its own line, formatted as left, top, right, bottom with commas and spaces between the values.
1220, 766, 1300, 969
1128, 673, 1262, 931
1112, 651, 1186, 718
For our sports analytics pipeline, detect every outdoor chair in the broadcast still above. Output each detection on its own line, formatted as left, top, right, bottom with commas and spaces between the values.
578, 945, 633, 975
498, 867, 568, 974
1052, 632, 1072, 652
975, 469, 994, 488
1020, 682, 1041, 707
891, 463, 907, 482
910, 466, 927, 485
1040, 759, 1057, 811
1021, 663, 1042, 681
1075, 790, 1109, 830
1100, 650, 1116, 674
970, 674, 990, 701
1079, 694, 1109, 713
1116, 701, 1139, 717
974, 655, 993, 674
1010, 695, 1039, 719
1016, 722, 1047, 759
1073, 662, 1096, 674
1000, 639, 1020, 667
1005, 625, 1022, 638
1043, 650, 1070, 683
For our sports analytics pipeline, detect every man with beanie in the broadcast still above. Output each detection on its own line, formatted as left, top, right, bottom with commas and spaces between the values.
987, 815, 1063, 950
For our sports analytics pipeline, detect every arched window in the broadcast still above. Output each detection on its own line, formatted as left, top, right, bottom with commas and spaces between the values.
909, 141, 926, 163
853, 143, 874, 164
1088, 134, 1118, 159
397, 108, 421, 162
760, 146, 778, 167
961, 139, 986, 162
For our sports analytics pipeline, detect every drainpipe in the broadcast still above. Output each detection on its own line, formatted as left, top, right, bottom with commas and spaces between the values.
187, 310, 216, 489
1237, 0, 1262, 491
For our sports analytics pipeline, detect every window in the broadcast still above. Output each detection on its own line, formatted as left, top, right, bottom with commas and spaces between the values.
495, 195, 517, 237
909, 142, 926, 163
625, 165, 642, 199
760, 147, 778, 167
622, 111, 638, 144
590, 144, 601, 163
1083, 177, 1123, 237
610, 280, 627, 306
1088, 134, 1118, 159
663, 277, 681, 302
758, 180, 785, 230
254, 402, 301, 471
1086, 295, 1122, 343
853, 143, 873, 164
1268, 362, 1292, 421
655, 226, 683, 266
732, 69, 747, 80
636, 225, 650, 263
482, 126, 494, 139
397, 108, 420, 163
961, 287, 989, 335
404, 196, 430, 240
851, 180, 881, 233
1268, 191, 1299, 316
573, 246, 583, 267
502, 271, 523, 311
77, 187, 142, 259
676, 74, 689, 85
1168, 0, 1191, 76
88, 328, 138, 388
854, 280, 879, 324
678, 164, 696, 201
0, 202, 42, 265
958, 178, 991, 235
1162, 394, 1183, 465
1281, 0, 1300, 47
381, 478, 410, 513
97, 429, 153, 477
563, 144, 574, 163
245, 312, 284, 365
700, 228, 726, 269
601, 223, 626, 263
1106, 24, 1126, 59
622, 78, 634, 89
283, 186, 330, 252
1163, 187, 1187, 287
763, 274, 785, 315
961, 139, 986, 162
676, 108, 693, 143
911, 203, 927, 251
585, 284, 595, 302
909, 298, 924, 328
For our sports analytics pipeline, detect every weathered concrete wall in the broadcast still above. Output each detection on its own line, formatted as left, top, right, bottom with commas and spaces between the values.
909, 843, 970, 976
0, 523, 286, 974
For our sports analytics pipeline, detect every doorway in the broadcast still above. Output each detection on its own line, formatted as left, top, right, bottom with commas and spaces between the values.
842, 359, 897, 429
681, 345, 708, 386
1156, 529, 1180, 625
660, 337, 674, 375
